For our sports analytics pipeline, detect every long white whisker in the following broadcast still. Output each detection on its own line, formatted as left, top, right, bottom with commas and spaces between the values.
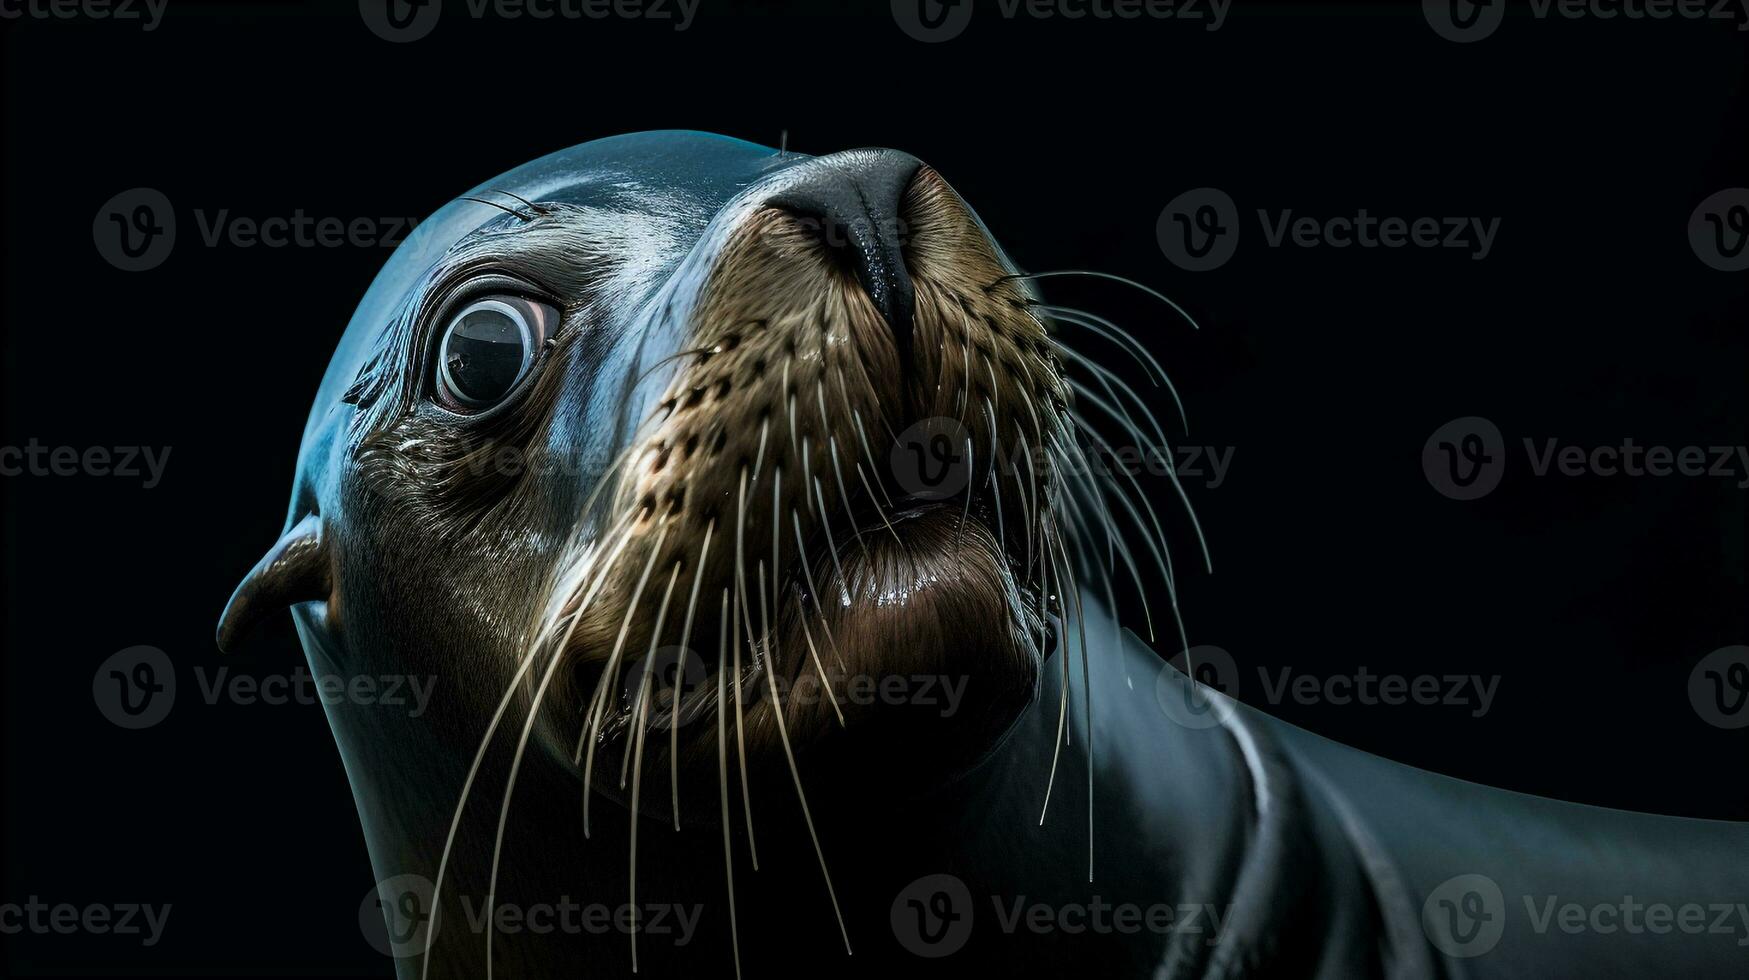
488, 518, 663, 980
628, 559, 683, 971
580, 522, 672, 823
715, 587, 743, 980
998, 269, 1204, 333
756, 566, 854, 956
671, 520, 715, 829
422, 510, 636, 980
732, 469, 760, 869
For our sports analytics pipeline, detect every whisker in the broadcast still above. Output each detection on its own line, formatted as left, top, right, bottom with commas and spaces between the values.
826, 436, 867, 557
812, 476, 853, 607
488, 517, 663, 980
856, 459, 903, 546
990, 269, 1203, 333
793, 509, 848, 672
1038, 544, 1067, 826
715, 588, 744, 980
627, 560, 684, 971
851, 408, 895, 511
1035, 303, 1172, 392
733, 469, 760, 869
671, 520, 716, 830
1055, 334, 1187, 437
755, 568, 853, 957
1050, 504, 1094, 884
580, 523, 672, 825
422, 510, 636, 980
623, 562, 682, 790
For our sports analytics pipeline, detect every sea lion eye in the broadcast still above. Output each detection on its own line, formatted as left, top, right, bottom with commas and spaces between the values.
434, 296, 553, 411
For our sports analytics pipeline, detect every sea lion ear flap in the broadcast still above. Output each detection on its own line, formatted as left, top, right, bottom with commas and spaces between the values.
215, 514, 333, 653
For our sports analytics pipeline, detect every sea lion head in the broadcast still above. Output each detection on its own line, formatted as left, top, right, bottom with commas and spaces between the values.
219, 132, 1089, 812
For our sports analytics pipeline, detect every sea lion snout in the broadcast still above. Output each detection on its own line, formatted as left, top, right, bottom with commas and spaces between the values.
552, 148, 1065, 791
765, 149, 924, 355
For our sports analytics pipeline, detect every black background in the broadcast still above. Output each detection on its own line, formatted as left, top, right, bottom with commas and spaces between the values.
2, 0, 1745, 975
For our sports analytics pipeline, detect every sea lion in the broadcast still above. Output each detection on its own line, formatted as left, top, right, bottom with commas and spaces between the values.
219, 131, 1749, 978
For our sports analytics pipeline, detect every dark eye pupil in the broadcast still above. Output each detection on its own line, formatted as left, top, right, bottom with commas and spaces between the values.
442, 305, 530, 406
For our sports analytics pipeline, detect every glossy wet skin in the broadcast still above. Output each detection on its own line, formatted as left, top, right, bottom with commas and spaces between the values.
292, 133, 1068, 807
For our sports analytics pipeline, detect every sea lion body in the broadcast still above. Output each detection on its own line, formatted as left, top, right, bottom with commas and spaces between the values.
220, 132, 1749, 979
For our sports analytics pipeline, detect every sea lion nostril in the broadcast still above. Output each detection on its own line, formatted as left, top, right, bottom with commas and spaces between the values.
766, 148, 924, 360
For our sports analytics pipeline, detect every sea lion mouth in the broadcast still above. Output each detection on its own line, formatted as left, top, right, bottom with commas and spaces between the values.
547, 163, 1066, 793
